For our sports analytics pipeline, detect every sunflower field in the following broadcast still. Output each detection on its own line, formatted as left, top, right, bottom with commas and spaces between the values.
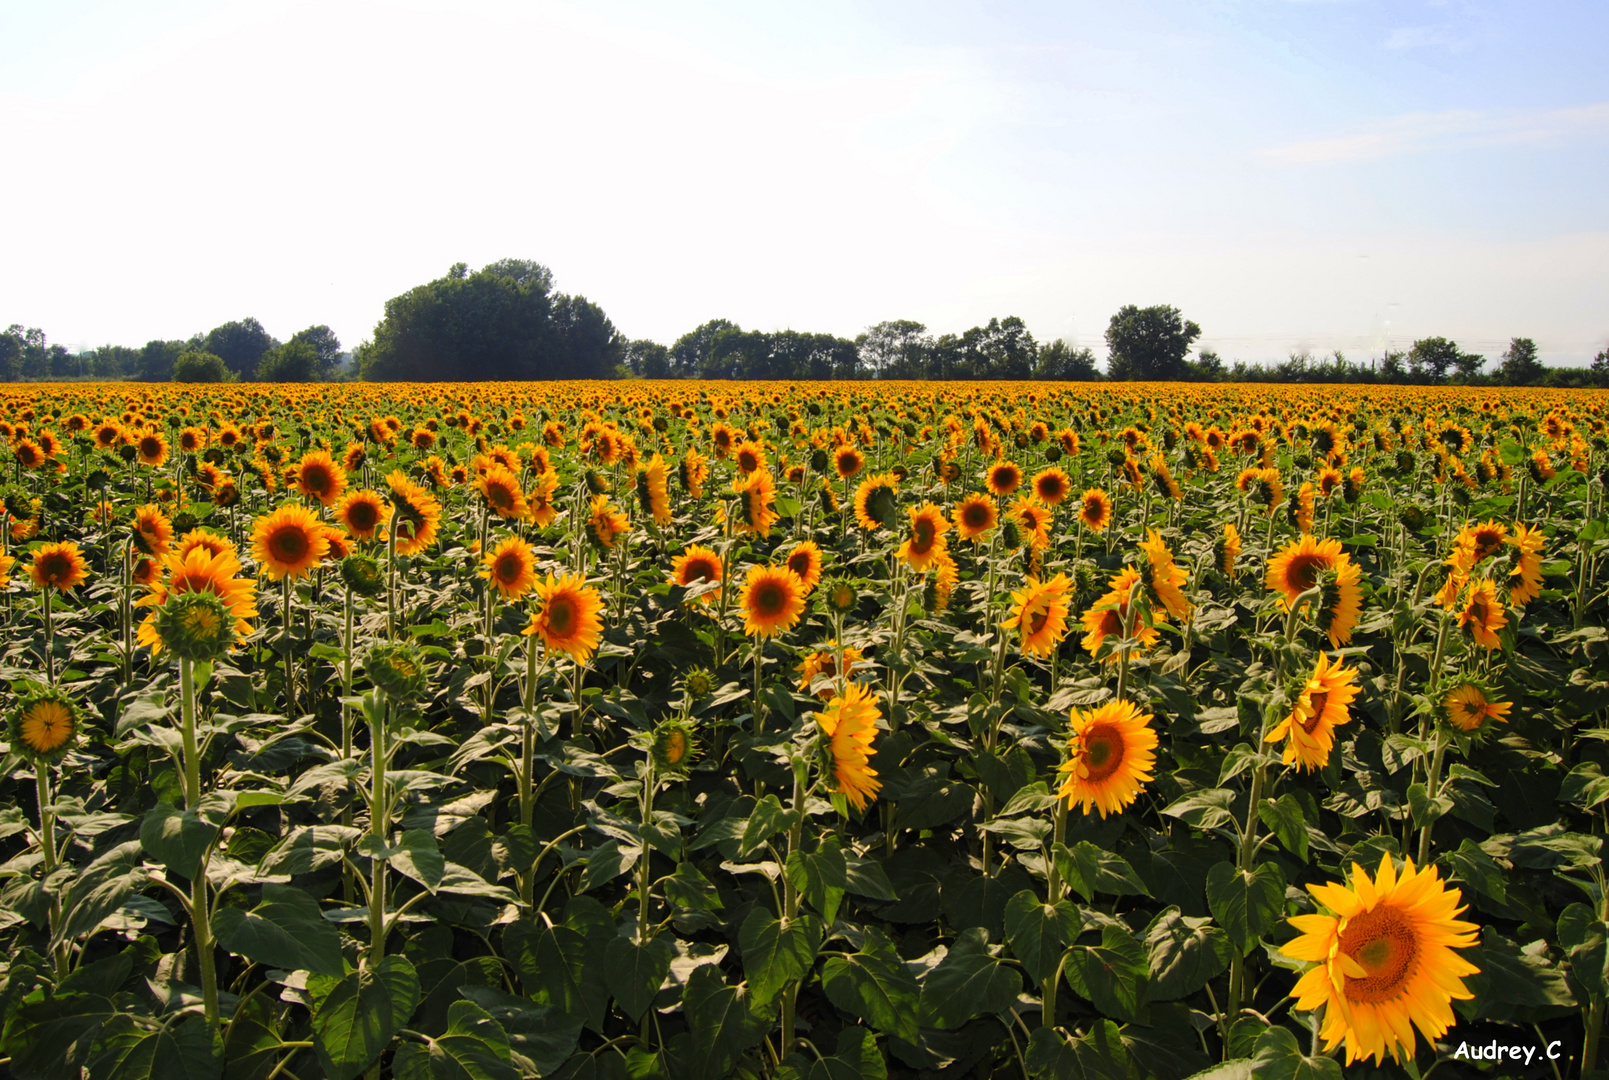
0, 380, 1605, 1080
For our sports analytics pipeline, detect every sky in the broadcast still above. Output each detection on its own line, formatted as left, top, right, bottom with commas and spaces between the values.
2, 0, 1607, 368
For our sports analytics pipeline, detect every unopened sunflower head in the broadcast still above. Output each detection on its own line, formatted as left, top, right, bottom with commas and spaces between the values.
366, 641, 430, 702
340, 553, 386, 598
650, 718, 698, 773
154, 589, 235, 662
8, 685, 80, 762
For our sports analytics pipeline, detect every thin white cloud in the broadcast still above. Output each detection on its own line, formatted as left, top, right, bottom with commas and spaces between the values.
1261, 102, 1609, 164
1384, 24, 1469, 51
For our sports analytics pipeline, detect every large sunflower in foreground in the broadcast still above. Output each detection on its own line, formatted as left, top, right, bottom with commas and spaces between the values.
251, 504, 329, 580
479, 535, 538, 600
29, 541, 89, 592
1266, 534, 1361, 646
1139, 529, 1190, 621
740, 564, 806, 638
1056, 699, 1157, 818
386, 471, 442, 555
818, 682, 882, 811
1001, 573, 1072, 658
135, 547, 258, 655
1263, 651, 1359, 771
1283, 854, 1479, 1066
523, 573, 604, 663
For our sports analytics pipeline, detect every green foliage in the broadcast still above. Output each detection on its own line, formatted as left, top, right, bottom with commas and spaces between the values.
170, 350, 233, 383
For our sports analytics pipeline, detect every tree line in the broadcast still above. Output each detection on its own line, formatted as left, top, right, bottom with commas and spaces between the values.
7, 259, 1608, 385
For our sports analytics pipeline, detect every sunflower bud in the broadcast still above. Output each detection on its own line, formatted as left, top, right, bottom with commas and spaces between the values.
1105, 447, 1128, 468
154, 590, 235, 662
650, 719, 697, 772
9, 685, 79, 762
3, 491, 30, 519
823, 578, 858, 615
1395, 449, 1416, 474
1044, 445, 1062, 463
341, 553, 386, 597
809, 448, 829, 474
682, 667, 715, 701
1000, 517, 1022, 551
1396, 504, 1427, 531
584, 469, 608, 495
366, 641, 429, 702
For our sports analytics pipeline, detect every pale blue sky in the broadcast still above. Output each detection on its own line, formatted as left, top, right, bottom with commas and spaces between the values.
3, 0, 1606, 366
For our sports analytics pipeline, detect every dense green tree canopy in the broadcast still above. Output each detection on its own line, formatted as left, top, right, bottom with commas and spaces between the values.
204, 317, 279, 379
172, 350, 233, 382
1104, 304, 1201, 380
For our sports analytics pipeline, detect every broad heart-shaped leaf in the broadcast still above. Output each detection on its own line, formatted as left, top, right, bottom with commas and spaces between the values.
739, 794, 799, 859
5, 990, 118, 1079
139, 794, 233, 879
1557, 903, 1609, 1001
308, 954, 421, 1080
1004, 889, 1081, 988
212, 882, 345, 976
458, 987, 582, 1076
392, 1000, 518, 1080
1559, 760, 1609, 809
1249, 1025, 1342, 1080
1207, 861, 1286, 956
502, 919, 610, 1032
662, 861, 723, 912
683, 962, 769, 1079
1062, 925, 1149, 1024
820, 926, 922, 1043
1257, 795, 1309, 863
739, 909, 823, 1007
918, 926, 1023, 1028
89, 1013, 223, 1080
786, 836, 847, 924
57, 839, 148, 945
355, 828, 445, 893
605, 932, 675, 1020
1024, 1020, 1126, 1080
1052, 842, 1151, 903
1144, 905, 1233, 1001
575, 838, 639, 894
797, 1027, 887, 1080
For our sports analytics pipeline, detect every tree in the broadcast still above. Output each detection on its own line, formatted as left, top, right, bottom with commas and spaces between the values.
137, 340, 189, 382
1186, 348, 1225, 382
622, 339, 671, 379
1104, 305, 1201, 381
172, 350, 234, 382
0, 326, 23, 381
1034, 340, 1100, 381
203, 318, 278, 380
1379, 349, 1407, 382
257, 339, 321, 382
1592, 348, 1609, 388
669, 320, 741, 380
289, 325, 343, 376
957, 317, 1037, 380
360, 260, 611, 381
855, 321, 931, 379
1407, 337, 1460, 383
1497, 338, 1544, 385
1452, 350, 1486, 382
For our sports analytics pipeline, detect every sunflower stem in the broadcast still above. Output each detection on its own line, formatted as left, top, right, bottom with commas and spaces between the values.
368, 694, 389, 965
42, 586, 53, 687
179, 657, 220, 1025
1415, 732, 1447, 865
282, 574, 296, 717
35, 764, 68, 981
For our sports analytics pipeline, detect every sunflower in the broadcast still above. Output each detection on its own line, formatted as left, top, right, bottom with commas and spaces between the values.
1217, 522, 1242, 577
1080, 567, 1160, 661
985, 460, 1022, 497
734, 469, 778, 538
785, 540, 823, 592
1264, 651, 1359, 771
733, 440, 767, 476
1444, 681, 1511, 732
853, 473, 899, 531
175, 528, 235, 563
477, 464, 529, 521
1139, 529, 1190, 621
670, 544, 724, 604
831, 443, 864, 481
131, 554, 159, 586
1008, 497, 1053, 552
336, 490, 390, 541
295, 449, 347, 507
132, 503, 174, 557
796, 640, 864, 698
135, 546, 258, 655
1283, 854, 1480, 1066
523, 573, 604, 663
1001, 574, 1072, 658
1056, 699, 1157, 818
1317, 467, 1343, 498
1147, 454, 1181, 500
1077, 488, 1112, 532
479, 535, 538, 600
954, 493, 996, 542
1249, 467, 1284, 515
818, 682, 882, 811
1286, 482, 1315, 533
1506, 523, 1545, 607
638, 454, 673, 525
740, 564, 806, 638
251, 504, 329, 581
29, 541, 89, 592
679, 448, 709, 497
9, 687, 79, 761
1458, 578, 1506, 649
1266, 534, 1362, 647
386, 471, 443, 555
1030, 466, 1072, 506
527, 470, 560, 528
12, 439, 43, 469
897, 504, 950, 570
136, 429, 169, 467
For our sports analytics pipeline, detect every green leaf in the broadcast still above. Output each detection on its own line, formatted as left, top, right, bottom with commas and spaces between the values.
1558, 902, 1609, 1001
1461, 931, 1575, 1022
1406, 782, 1452, 829
1257, 794, 1309, 862
1162, 788, 1238, 830
1145, 906, 1233, 1001
786, 836, 847, 924
1560, 761, 1609, 809
1004, 889, 1081, 988
1062, 925, 1149, 1024
739, 909, 823, 1007
738, 795, 798, 859
1053, 841, 1151, 902
605, 933, 674, 1021
1437, 839, 1508, 904
843, 855, 897, 901
1024, 1020, 1127, 1080
1206, 861, 1286, 956
139, 794, 232, 879
662, 862, 723, 912
575, 839, 638, 894
1248, 1025, 1342, 1080
502, 919, 609, 1032
309, 954, 421, 1080
458, 987, 582, 1076
821, 926, 921, 1042
212, 882, 345, 977
918, 926, 1022, 1028
89, 1013, 223, 1080
5, 991, 118, 1080
808, 1027, 887, 1080
682, 963, 768, 1078
57, 840, 148, 945
392, 1000, 518, 1080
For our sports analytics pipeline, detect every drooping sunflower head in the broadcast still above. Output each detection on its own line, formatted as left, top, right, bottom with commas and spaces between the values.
523, 573, 605, 663
1216, 522, 1242, 577
366, 641, 431, 702
650, 718, 698, 773
340, 553, 386, 598
1147, 454, 1182, 500
741, 564, 806, 639
817, 681, 882, 811
480, 535, 538, 600
250, 504, 329, 581
1056, 699, 1157, 818
1139, 529, 1191, 622
1263, 650, 1359, 771
9, 685, 80, 762
29, 541, 89, 592
954, 493, 996, 542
